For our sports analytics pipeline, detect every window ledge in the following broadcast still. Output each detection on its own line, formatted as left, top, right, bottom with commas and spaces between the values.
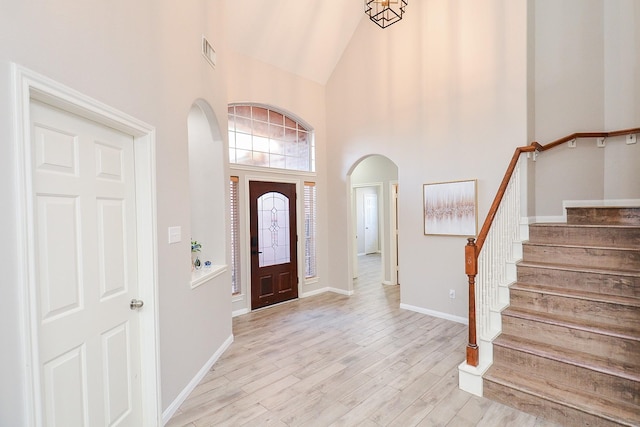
229, 163, 316, 177
191, 264, 227, 289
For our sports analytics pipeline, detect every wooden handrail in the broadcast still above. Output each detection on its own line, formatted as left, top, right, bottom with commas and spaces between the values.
464, 127, 639, 367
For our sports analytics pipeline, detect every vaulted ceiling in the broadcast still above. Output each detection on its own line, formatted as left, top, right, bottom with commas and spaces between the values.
225, 0, 366, 84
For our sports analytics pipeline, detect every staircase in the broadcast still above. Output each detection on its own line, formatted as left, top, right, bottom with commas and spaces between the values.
483, 206, 640, 427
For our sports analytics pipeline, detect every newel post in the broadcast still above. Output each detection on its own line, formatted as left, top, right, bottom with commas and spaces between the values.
465, 238, 479, 367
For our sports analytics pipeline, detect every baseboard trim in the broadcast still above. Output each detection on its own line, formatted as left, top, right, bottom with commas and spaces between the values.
302, 286, 353, 297
530, 215, 565, 223
301, 287, 329, 298
399, 303, 468, 325
162, 334, 234, 425
329, 287, 354, 296
232, 308, 249, 317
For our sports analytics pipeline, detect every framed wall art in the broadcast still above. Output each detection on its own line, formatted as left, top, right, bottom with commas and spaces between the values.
423, 179, 477, 236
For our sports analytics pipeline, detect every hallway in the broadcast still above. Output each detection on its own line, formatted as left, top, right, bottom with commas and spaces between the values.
167, 254, 559, 426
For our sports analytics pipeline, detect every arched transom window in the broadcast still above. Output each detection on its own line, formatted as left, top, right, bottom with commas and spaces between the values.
228, 104, 315, 172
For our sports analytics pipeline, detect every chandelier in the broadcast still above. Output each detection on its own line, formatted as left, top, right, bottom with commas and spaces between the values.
365, 0, 408, 29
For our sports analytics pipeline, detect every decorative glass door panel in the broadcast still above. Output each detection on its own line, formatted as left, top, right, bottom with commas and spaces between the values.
257, 192, 290, 267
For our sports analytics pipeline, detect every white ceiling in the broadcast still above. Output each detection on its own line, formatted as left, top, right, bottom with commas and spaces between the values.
225, 0, 366, 84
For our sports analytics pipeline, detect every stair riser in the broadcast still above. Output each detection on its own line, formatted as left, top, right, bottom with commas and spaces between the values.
523, 244, 640, 271
509, 289, 640, 329
516, 265, 640, 298
501, 315, 640, 366
568, 207, 640, 226
492, 345, 640, 405
528, 225, 640, 248
484, 379, 625, 427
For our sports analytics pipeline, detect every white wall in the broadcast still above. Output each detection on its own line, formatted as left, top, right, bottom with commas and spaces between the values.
532, 0, 640, 218
604, 0, 640, 131
603, 0, 640, 199
326, 0, 528, 318
0, 1, 232, 423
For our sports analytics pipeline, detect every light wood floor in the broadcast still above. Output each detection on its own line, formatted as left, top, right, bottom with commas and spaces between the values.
167, 254, 561, 427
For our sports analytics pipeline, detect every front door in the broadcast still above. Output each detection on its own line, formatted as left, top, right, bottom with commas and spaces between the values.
31, 100, 143, 426
249, 181, 298, 309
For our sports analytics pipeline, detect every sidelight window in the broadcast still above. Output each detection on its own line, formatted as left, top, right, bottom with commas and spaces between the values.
304, 182, 317, 278
230, 176, 241, 295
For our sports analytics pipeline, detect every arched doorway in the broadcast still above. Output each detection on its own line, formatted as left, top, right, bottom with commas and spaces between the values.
348, 155, 399, 287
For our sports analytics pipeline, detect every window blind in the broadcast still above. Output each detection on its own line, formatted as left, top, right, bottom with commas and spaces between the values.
230, 176, 241, 295
304, 181, 317, 278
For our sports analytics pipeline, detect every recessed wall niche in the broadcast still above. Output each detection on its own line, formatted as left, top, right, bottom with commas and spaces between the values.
188, 100, 226, 286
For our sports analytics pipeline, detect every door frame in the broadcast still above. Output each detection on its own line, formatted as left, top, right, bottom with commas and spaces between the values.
13, 64, 161, 426
389, 181, 399, 285
243, 175, 302, 310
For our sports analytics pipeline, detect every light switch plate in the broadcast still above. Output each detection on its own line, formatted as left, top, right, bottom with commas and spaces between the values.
168, 226, 182, 244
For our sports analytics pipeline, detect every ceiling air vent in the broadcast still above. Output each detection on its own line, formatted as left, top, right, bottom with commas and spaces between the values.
202, 36, 216, 69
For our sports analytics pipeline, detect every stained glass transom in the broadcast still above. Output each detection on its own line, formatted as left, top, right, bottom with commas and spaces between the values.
228, 104, 315, 172
257, 192, 290, 267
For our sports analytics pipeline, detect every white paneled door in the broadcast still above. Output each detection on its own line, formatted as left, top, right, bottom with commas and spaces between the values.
31, 100, 142, 426
364, 193, 378, 254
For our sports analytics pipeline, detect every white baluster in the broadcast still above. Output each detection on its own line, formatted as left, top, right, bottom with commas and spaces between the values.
475, 155, 524, 347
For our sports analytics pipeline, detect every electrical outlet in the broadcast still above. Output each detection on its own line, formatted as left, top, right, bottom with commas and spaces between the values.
449, 289, 456, 299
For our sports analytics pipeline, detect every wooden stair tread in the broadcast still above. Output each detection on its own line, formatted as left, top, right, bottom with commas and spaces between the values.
485, 365, 640, 426
503, 307, 640, 341
510, 282, 640, 308
524, 241, 640, 252
571, 206, 640, 209
530, 222, 640, 229
494, 334, 640, 381
517, 260, 640, 277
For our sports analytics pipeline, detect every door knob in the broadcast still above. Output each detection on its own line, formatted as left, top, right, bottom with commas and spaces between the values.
130, 299, 144, 310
